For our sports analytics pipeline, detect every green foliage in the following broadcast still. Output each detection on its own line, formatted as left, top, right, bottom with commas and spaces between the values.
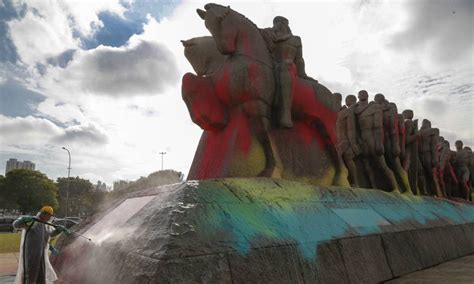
56, 177, 105, 217
0, 175, 7, 209
114, 170, 184, 193
3, 170, 58, 214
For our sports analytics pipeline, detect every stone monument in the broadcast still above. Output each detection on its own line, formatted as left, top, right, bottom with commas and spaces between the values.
52, 4, 474, 283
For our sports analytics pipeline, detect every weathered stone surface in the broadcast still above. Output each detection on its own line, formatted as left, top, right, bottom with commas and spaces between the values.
316, 241, 350, 284
410, 228, 445, 268
461, 222, 474, 253
228, 245, 305, 284
150, 254, 232, 284
52, 178, 474, 283
381, 231, 424, 277
339, 235, 393, 283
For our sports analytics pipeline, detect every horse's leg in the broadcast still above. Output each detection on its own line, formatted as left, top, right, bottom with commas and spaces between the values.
242, 100, 282, 178
312, 118, 349, 186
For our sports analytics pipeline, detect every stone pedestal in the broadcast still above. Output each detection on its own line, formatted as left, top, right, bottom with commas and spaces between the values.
52, 178, 474, 283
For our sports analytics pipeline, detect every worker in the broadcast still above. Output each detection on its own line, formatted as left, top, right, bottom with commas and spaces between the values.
13, 206, 70, 284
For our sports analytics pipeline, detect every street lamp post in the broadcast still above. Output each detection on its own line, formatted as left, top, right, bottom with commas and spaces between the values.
159, 152, 166, 171
62, 147, 71, 224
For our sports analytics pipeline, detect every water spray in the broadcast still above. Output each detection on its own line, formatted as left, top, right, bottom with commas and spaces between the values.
33, 217, 92, 242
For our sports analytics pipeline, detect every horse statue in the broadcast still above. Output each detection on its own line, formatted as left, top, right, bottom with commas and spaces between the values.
182, 3, 348, 186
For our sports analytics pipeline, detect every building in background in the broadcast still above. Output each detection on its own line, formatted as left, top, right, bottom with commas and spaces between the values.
95, 181, 108, 192
5, 158, 36, 175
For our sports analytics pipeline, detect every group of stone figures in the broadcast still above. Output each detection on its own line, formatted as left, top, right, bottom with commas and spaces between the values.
335, 91, 473, 200
180, 4, 472, 201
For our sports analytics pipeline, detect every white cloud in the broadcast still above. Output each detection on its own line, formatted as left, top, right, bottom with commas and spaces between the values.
60, 0, 125, 36
8, 1, 79, 65
38, 39, 179, 99
7, 0, 125, 65
0, 115, 62, 145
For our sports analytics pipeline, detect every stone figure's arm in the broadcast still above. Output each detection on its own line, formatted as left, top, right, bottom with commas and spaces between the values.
390, 109, 401, 156
346, 110, 361, 155
430, 129, 440, 167
373, 108, 385, 155
447, 162, 459, 184
294, 36, 311, 80
404, 121, 417, 145
273, 30, 292, 42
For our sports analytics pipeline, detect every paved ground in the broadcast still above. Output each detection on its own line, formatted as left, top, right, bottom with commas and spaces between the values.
0, 252, 18, 284
1, 252, 473, 283
385, 254, 474, 284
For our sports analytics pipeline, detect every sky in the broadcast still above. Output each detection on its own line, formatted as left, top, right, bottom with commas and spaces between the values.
0, 0, 472, 185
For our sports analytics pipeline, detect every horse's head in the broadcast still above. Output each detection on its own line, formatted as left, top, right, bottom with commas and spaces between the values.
181, 36, 226, 76
197, 4, 236, 55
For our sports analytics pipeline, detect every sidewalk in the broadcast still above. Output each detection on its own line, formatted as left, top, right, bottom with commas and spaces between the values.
0, 252, 18, 284
0, 253, 18, 276
386, 254, 474, 284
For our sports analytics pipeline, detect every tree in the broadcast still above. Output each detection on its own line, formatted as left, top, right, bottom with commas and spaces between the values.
56, 177, 94, 217
3, 170, 58, 214
0, 175, 7, 209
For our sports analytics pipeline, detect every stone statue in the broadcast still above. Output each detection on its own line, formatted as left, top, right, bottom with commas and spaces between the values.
467, 147, 474, 199
418, 119, 442, 196
402, 109, 419, 194
438, 140, 458, 197
398, 114, 406, 167
454, 140, 472, 200
336, 95, 361, 187
261, 16, 315, 128
353, 90, 398, 191
374, 94, 411, 194
182, 4, 343, 185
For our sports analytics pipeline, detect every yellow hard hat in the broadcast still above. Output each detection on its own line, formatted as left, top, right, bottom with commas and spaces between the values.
40, 206, 54, 215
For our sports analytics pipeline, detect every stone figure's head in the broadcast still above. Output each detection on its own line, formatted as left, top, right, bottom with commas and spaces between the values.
464, 146, 472, 154
374, 93, 385, 104
398, 114, 404, 124
443, 140, 450, 148
273, 16, 291, 34
455, 140, 463, 150
402, 109, 414, 120
438, 136, 445, 143
182, 36, 226, 76
358, 90, 368, 102
273, 16, 289, 26
421, 119, 431, 129
197, 4, 235, 54
345, 95, 357, 107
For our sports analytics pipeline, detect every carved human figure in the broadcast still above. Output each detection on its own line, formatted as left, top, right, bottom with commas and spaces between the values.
374, 94, 411, 194
353, 90, 398, 191
467, 147, 474, 199
402, 109, 419, 194
261, 16, 313, 128
336, 95, 361, 187
454, 140, 472, 200
418, 119, 442, 196
438, 140, 458, 197
398, 114, 406, 166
